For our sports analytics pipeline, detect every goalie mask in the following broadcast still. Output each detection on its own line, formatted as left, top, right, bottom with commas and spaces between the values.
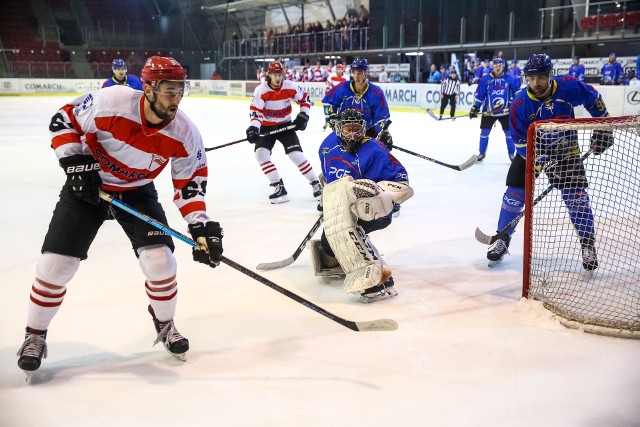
336, 108, 366, 153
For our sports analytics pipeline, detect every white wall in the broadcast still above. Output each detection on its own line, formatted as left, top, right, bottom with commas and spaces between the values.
0, 78, 637, 117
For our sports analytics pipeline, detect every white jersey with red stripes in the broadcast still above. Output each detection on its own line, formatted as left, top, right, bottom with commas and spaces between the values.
249, 80, 311, 129
324, 72, 348, 94
313, 67, 326, 82
50, 85, 211, 224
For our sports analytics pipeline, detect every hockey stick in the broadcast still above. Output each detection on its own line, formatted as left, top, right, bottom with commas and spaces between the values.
426, 109, 470, 121
475, 149, 594, 245
392, 145, 478, 171
98, 191, 397, 332
256, 215, 323, 271
205, 124, 297, 152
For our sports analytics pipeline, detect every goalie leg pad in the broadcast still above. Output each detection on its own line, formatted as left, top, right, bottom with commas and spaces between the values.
323, 177, 390, 294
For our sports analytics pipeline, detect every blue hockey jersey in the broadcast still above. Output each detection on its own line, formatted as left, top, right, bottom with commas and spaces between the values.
600, 61, 624, 85
102, 74, 143, 90
509, 76, 608, 158
567, 64, 585, 82
319, 133, 408, 184
473, 72, 521, 116
321, 81, 390, 135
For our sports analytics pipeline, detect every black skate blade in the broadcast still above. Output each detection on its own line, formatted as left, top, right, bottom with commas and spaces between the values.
488, 259, 503, 268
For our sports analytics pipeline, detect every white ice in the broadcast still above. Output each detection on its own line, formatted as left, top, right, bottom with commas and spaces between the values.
0, 96, 639, 427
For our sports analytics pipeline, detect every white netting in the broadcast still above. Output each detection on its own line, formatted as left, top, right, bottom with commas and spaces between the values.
525, 116, 640, 338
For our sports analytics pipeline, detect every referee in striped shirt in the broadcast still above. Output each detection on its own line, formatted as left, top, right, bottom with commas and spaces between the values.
439, 68, 461, 120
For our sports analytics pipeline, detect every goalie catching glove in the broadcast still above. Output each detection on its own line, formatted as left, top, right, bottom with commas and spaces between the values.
59, 154, 102, 205
188, 222, 223, 268
590, 129, 614, 155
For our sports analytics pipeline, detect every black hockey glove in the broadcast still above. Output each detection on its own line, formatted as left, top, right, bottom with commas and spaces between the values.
327, 113, 338, 129
379, 130, 393, 151
590, 129, 614, 155
59, 154, 102, 205
188, 221, 223, 268
469, 106, 480, 119
246, 126, 260, 144
294, 112, 309, 131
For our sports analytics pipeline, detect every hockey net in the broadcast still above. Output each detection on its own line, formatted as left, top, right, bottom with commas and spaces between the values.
523, 116, 640, 338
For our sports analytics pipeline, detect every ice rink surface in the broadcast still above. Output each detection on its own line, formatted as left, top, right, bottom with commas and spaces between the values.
0, 95, 639, 427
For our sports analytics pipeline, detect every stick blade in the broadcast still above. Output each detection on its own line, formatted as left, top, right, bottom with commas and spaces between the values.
426, 109, 440, 121
457, 154, 479, 171
256, 256, 295, 271
474, 227, 494, 245
354, 318, 398, 332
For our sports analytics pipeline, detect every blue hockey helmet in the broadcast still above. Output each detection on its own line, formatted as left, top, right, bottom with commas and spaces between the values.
492, 56, 504, 65
523, 54, 553, 76
112, 58, 127, 70
351, 58, 369, 72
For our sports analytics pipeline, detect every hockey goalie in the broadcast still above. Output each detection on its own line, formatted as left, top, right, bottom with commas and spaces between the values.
309, 108, 413, 303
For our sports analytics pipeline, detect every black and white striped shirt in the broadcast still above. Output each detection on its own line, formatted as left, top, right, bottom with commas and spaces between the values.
441, 76, 461, 96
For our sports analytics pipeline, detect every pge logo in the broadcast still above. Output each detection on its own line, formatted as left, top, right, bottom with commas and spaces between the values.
627, 91, 640, 105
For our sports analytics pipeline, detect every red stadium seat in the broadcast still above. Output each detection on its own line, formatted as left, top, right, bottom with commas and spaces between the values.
626, 11, 639, 30
580, 16, 592, 32
602, 14, 615, 31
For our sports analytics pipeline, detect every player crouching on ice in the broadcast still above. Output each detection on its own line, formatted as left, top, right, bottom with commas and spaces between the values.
309, 108, 413, 303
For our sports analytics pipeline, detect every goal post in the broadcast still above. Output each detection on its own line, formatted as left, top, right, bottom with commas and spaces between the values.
523, 115, 640, 338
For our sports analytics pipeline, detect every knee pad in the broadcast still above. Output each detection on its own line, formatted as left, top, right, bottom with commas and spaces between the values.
138, 245, 177, 281
255, 147, 272, 164
480, 128, 491, 139
36, 252, 80, 285
287, 150, 308, 165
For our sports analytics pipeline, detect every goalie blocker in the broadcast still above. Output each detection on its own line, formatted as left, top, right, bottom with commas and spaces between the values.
311, 176, 413, 301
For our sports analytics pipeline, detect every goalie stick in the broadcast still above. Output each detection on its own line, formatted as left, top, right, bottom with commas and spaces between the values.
256, 215, 323, 270
392, 145, 478, 171
426, 109, 470, 121
205, 124, 297, 152
98, 191, 397, 332
475, 149, 594, 245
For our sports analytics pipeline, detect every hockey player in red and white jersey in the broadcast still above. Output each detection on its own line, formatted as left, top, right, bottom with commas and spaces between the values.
322, 63, 349, 129
313, 61, 327, 82
16, 56, 222, 377
246, 61, 322, 203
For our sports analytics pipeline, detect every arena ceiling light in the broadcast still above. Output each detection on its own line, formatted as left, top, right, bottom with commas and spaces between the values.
405, 52, 424, 56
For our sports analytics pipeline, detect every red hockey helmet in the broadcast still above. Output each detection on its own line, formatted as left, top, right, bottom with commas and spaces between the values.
141, 56, 187, 88
267, 61, 284, 75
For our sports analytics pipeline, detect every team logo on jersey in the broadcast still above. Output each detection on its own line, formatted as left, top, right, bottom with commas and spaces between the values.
74, 94, 94, 116
149, 154, 167, 169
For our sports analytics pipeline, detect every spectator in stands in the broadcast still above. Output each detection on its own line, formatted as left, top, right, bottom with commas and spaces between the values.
509, 59, 522, 81
600, 52, 624, 85
102, 59, 143, 90
427, 64, 441, 83
567, 56, 585, 82
358, 4, 369, 24
378, 65, 389, 83
210, 72, 222, 80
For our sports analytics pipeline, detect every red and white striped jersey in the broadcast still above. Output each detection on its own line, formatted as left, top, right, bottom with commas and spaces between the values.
324, 72, 348, 94
50, 85, 211, 224
249, 80, 311, 128
313, 67, 326, 82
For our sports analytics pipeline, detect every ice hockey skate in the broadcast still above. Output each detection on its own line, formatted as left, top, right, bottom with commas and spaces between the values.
17, 327, 48, 380
308, 240, 345, 277
310, 179, 322, 199
149, 305, 189, 362
487, 234, 511, 267
477, 153, 486, 162
361, 277, 398, 303
269, 178, 289, 204
580, 237, 598, 271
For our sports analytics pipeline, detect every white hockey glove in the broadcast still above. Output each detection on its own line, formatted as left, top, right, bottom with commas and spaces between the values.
352, 180, 413, 221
